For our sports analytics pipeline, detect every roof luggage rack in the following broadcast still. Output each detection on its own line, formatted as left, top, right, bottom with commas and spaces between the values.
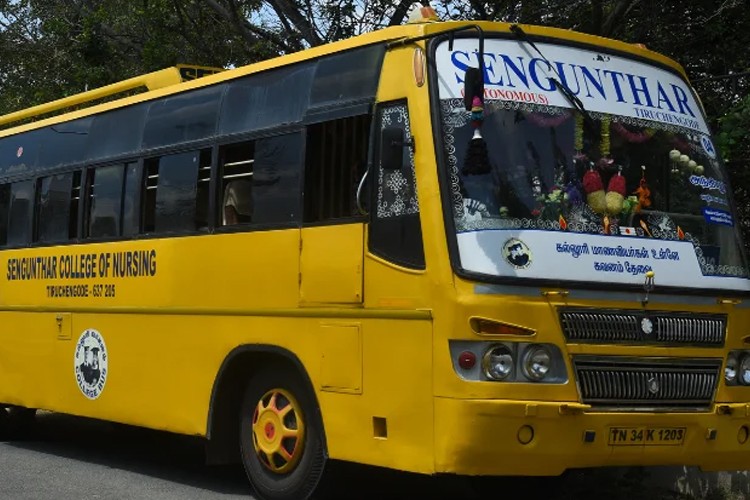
0, 64, 224, 128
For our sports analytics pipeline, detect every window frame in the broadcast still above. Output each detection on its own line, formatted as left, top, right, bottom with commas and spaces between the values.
367, 99, 426, 270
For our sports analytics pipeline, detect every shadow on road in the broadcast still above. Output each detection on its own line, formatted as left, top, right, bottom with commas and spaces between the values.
6, 412, 250, 496
4, 412, 729, 500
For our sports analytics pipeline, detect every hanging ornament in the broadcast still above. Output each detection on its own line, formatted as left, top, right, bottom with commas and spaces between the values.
462, 96, 491, 175
596, 116, 616, 173
574, 113, 584, 152
639, 219, 653, 237
605, 167, 626, 215
634, 165, 651, 213
564, 178, 583, 206
669, 149, 681, 173
583, 163, 606, 214
600, 116, 611, 157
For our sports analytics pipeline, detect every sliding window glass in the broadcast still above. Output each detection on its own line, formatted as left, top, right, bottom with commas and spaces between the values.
7, 180, 34, 246
144, 149, 210, 234
121, 162, 141, 237
87, 165, 124, 238
36, 173, 75, 243
218, 133, 302, 228
0, 184, 10, 245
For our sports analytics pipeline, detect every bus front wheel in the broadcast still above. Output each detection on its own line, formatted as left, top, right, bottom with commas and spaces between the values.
239, 367, 327, 500
0, 406, 35, 440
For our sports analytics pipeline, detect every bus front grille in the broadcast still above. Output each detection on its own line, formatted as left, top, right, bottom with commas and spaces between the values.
560, 309, 726, 347
573, 356, 721, 410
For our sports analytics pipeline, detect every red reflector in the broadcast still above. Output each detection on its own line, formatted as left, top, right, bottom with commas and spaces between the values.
458, 351, 476, 370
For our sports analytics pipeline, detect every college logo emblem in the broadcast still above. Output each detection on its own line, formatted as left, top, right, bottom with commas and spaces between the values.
74, 329, 108, 400
502, 238, 532, 269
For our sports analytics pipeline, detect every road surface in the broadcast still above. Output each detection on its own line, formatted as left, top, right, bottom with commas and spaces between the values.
0, 411, 724, 499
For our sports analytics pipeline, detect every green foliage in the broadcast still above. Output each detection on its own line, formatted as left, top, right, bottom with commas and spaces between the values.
717, 95, 750, 166
0, 0, 266, 115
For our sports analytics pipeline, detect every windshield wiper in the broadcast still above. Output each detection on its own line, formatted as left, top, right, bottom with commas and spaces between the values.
509, 24, 597, 133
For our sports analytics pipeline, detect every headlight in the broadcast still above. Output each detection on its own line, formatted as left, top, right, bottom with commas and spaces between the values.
522, 345, 551, 381
482, 345, 514, 380
740, 355, 750, 385
726, 352, 738, 384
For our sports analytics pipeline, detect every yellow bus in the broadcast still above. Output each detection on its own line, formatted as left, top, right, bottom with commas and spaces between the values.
1, 10, 749, 500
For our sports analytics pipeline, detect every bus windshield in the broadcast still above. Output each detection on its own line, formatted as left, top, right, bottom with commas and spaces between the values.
434, 36, 750, 292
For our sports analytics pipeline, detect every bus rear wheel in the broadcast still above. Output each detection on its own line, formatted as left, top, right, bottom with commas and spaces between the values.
239, 368, 326, 500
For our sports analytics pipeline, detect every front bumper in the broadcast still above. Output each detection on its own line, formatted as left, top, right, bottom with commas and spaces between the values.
434, 397, 750, 476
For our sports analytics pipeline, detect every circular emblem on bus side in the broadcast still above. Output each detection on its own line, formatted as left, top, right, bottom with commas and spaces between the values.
74, 329, 108, 400
502, 238, 532, 269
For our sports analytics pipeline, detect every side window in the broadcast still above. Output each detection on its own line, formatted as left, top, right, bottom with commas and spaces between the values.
36, 172, 78, 243
219, 141, 253, 225
219, 132, 302, 227
304, 115, 370, 223
143, 149, 210, 234
86, 165, 124, 238
122, 162, 141, 237
7, 180, 34, 247
0, 184, 10, 245
369, 102, 425, 269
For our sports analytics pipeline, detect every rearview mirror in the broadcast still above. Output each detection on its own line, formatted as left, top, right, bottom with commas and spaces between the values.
381, 127, 405, 171
463, 67, 484, 110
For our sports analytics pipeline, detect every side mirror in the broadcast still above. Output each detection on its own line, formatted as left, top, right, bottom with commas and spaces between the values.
381, 127, 405, 171
463, 67, 484, 110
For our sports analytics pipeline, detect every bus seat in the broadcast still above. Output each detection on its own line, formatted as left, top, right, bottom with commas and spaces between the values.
223, 179, 253, 225
90, 216, 118, 237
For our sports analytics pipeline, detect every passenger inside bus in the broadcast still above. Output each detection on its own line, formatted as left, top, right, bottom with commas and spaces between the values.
222, 179, 253, 225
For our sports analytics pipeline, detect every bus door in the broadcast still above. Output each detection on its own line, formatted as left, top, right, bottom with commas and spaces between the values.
299, 223, 364, 304
298, 114, 370, 305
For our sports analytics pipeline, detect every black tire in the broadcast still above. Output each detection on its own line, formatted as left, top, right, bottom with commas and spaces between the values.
5, 407, 36, 440
239, 367, 327, 500
0, 407, 8, 439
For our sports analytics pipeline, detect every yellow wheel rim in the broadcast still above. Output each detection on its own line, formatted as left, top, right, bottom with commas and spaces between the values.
251, 388, 306, 474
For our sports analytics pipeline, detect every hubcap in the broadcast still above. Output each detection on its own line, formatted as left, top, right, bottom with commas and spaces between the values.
251, 388, 305, 474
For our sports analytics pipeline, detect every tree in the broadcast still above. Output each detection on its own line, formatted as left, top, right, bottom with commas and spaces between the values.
0, 0, 269, 115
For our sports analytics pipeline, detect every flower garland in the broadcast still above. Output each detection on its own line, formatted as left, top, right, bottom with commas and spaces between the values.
600, 116, 611, 157
612, 121, 656, 143
525, 110, 572, 128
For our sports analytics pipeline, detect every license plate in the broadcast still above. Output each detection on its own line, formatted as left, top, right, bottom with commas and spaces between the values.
608, 426, 686, 446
